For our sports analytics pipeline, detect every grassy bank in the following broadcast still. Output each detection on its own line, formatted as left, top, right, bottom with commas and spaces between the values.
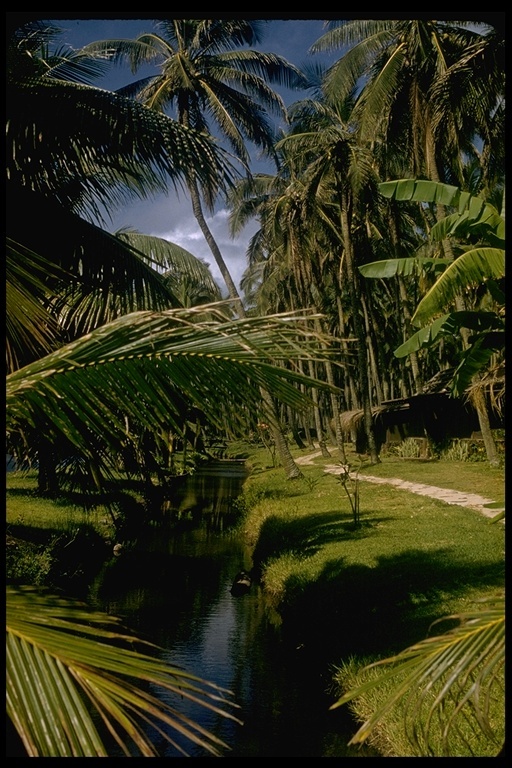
231, 442, 505, 757
6, 471, 118, 590
6, 446, 505, 756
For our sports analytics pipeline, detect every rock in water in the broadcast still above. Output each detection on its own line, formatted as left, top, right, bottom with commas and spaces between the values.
230, 570, 252, 596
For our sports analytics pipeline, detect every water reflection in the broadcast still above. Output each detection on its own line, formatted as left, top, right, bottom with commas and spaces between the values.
89, 462, 379, 757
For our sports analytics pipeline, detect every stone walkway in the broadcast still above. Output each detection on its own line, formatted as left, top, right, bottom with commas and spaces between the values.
295, 450, 504, 519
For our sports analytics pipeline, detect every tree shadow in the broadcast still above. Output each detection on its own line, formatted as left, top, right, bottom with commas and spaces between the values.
278, 548, 504, 659
251, 510, 387, 575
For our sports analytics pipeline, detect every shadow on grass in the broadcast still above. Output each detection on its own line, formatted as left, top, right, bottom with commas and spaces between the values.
6, 482, 146, 507
251, 511, 504, 660
252, 511, 389, 572
278, 549, 504, 660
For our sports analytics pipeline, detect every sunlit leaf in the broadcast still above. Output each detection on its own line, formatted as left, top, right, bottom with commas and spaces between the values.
332, 597, 505, 757
7, 586, 241, 757
359, 256, 451, 279
411, 248, 505, 326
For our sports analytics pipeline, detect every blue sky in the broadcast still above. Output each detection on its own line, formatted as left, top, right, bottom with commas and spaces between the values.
39, 16, 339, 292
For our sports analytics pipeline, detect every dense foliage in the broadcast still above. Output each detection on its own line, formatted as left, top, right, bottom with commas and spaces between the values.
6, 15, 504, 758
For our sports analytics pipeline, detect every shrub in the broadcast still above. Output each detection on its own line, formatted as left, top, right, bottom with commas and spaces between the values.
396, 438, 422, 458
6, 536, 54, 585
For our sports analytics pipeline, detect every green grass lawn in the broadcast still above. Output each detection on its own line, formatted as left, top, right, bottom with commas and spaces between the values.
233, 443, 505, 757
6, 470, 117, 546
291, 444, 505, 505
6, 471, 117, 588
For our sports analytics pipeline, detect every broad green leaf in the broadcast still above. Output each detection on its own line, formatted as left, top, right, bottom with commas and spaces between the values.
450, 341, 502, 397
412, 248, 505, 326
393, 315, 450, 357
379, 178, 460, 205
430, 209, 504, 246
380, 180, 504, 245
380, 179, 469, 208
394, 312, 504, 359
359, 256, 451, 279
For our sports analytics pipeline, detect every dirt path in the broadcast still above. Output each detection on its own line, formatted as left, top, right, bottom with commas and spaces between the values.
295, 450, 503, 519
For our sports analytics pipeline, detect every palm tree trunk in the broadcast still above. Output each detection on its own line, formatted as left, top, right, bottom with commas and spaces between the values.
387, 210, 423, 393
187, 178, 303, 479
471, 383, 500, 467
37, 439, 58, 494
313, 316, 347, 462
397, 275, 422, 393
336, 295, 358, 410
297, 361, 316, 449
339, 196, 380, 464
188, 178, 242, 308
261, 388, 302, 479
287, 405, 307, 449
307, 358, 331, 458
361, 293, 382, 405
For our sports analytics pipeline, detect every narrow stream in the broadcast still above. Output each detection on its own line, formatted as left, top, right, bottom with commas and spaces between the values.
88, 462, 378, 757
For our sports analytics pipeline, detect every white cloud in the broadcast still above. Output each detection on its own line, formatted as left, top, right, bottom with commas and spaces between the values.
109, 196, 257, 296
160, 207, 258, 295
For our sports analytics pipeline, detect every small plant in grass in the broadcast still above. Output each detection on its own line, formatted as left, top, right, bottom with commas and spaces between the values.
302, 474, 320, 492
256, 422, 278, 467
337, 460, 362, 526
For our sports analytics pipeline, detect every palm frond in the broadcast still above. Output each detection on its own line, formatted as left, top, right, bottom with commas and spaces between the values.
7, 585, 241, 757
6, 239, 66, 370
6, 187, 183, 371
7, 308, 338, 462
7, 77, 236, 205
332, 596, 505, 757
115, 231, 220, 292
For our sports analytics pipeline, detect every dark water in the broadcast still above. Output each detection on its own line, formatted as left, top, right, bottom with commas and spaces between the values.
88, 462, 378, 758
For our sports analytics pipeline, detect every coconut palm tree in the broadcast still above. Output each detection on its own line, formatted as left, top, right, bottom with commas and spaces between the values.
7, 20, 236, 373
276, 98, 382, 463
313, 18, 504, 330
312, 21, 504, 457
312, 19, 504, 190
228, 166, 350, 460
79, 19, 307, 311
6, 21, 342, 756
77, 20, 312, 478
115, 230, 223, 308
7, 20, 239, 481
